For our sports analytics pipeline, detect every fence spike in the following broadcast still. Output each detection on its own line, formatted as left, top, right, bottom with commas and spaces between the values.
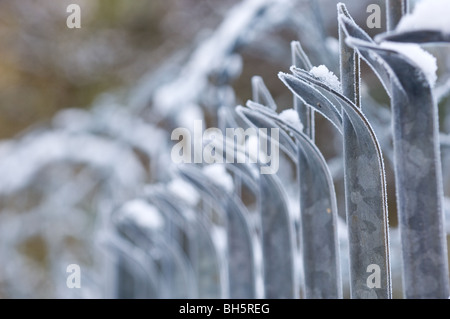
235, 106, 298, 298
239, 102, 342, 298
346, 37, 450, 299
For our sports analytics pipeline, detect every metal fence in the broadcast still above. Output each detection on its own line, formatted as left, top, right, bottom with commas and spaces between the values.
105, 1, 450, 299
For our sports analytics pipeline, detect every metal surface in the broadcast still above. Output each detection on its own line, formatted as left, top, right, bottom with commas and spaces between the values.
346, 37, 450, 299
281, 69, 392, 299
239, 102, 342, 298
178, 165, 259, 298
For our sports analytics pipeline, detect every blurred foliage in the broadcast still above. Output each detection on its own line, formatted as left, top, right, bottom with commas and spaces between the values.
0, 0, 238, 139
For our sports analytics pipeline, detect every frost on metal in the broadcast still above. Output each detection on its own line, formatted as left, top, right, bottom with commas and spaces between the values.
342, 1, 450, 299
396, 0, 450, 33
379, 41, 438, 87
380, 0, 450, 43
235, 103, 298, 299
310, 65, 342, 93
2, 0, 450, 300
280, 65, 391, 299
279, 108, 304, 132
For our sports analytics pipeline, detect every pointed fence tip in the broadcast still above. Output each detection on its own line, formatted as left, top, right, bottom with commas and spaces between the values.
337, 2, 350, 17
337, 13, 352, 28
278, 72, 299, 89
290, 40, 300, 47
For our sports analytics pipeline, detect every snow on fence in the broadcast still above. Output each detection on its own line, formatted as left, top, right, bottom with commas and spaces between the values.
1, 0, 450, 299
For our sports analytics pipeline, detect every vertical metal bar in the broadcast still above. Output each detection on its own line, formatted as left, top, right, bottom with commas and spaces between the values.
339, 3, 359, 108
234, 106, 298, 298
178, 167, 258, 298
386, 0, 408, 31
280, 69, 392, 298
237, 104, 342, 298
336, 3, 392, 299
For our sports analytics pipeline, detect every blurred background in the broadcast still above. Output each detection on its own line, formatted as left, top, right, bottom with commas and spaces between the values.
0, 0, 449, 298
0, 0, 384, 140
